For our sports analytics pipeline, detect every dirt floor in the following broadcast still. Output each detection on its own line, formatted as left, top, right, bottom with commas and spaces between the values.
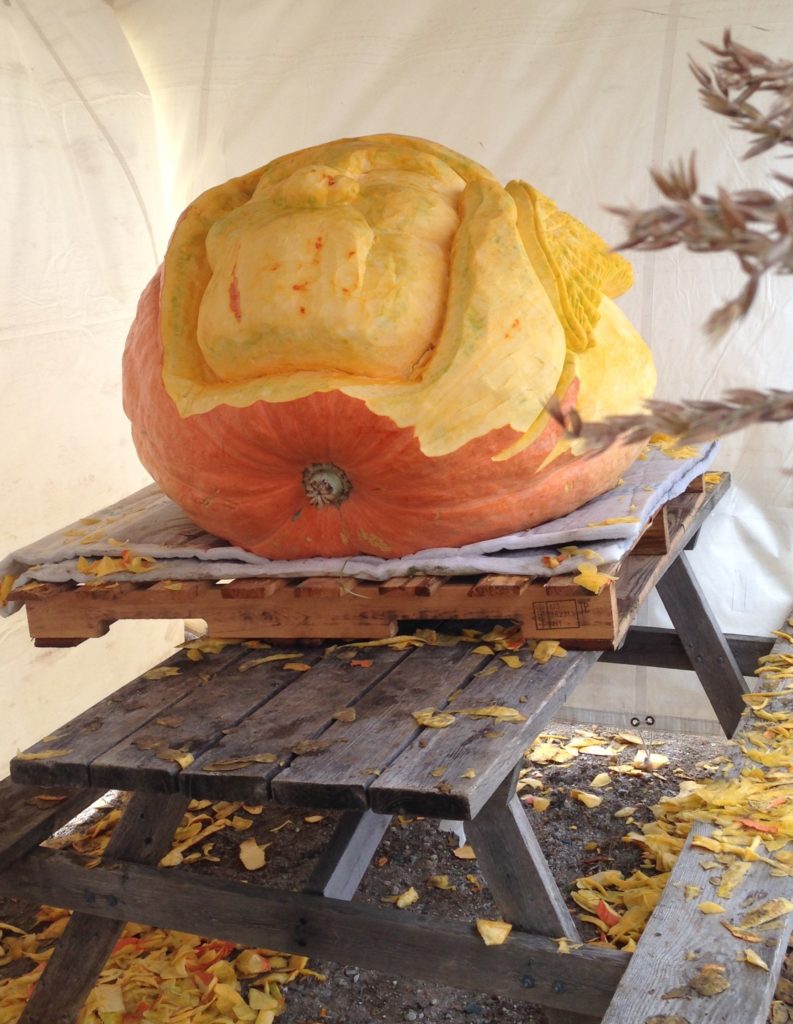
1, 722, 791, 1023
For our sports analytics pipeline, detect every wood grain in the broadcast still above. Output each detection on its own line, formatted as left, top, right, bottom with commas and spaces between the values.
601, 626, 771, 675
10, 646, 247, 788
87, 648, 324, 792
272, 641, 492, 811
368, 650, 600, 819
656, 554, 748, 735
17, 791, 189, 1024
612, 473, 730, 645
631, 505, 670, 556
3, 847, 629, 1017
466, 769, 581, 941
601, 617, 793, 1024
0, 779, 103, 871
181, 643, 410, 804
305, 810, 391, 900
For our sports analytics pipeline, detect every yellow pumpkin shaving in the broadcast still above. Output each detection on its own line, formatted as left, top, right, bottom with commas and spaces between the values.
475, 919, 513, 946
412, 707, 456, 729
239, 837, 268, 870
573, 562, 618, 595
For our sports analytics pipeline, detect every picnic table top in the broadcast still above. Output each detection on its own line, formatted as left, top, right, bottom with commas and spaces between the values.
11, 627, 600, 820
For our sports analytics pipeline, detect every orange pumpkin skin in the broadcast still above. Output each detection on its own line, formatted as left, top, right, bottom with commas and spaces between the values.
123, 271, 642, 560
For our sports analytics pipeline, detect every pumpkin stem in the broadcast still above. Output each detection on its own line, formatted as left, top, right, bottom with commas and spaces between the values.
302, 463, 352, 507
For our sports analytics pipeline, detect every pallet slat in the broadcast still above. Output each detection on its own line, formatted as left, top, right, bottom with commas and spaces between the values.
9, 474, 731, 649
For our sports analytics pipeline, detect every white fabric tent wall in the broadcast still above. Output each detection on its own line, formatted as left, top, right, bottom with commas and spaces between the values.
2, 0, 792, 771
0, 0, 181, 774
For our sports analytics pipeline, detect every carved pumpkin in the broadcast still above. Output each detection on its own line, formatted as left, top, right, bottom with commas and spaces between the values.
123, 134, 655, 559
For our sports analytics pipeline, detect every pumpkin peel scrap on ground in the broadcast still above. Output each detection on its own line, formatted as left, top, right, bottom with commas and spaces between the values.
560, 634, 793, 955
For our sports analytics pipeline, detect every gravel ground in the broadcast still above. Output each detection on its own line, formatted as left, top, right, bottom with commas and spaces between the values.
1, 722, 791, 1023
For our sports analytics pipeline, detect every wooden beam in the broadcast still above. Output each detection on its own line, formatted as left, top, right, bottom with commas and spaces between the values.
465, 769, 581, 941
1, 847, 629, 1018
0, 779, 103, 872
17, 792, 190, 1024
601, 626, 772, 675
305, 810, 391, 900
656, 554, 749, 736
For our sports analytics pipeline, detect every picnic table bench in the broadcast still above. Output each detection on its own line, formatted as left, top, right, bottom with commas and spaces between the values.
0, 471, 789, 1023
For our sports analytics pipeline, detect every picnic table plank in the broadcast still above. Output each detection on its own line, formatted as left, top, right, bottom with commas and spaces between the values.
88, 648, 325, 792
0, 779, 103, 871
180, 644, 411, 804
600, 621, 793, 1024
10, 646, 247, 788
17, 791, 190, 1024
368, 649, 600, 819
656, 553, 749, 735
271, 640, 491, 811
3, 846, 630, 1018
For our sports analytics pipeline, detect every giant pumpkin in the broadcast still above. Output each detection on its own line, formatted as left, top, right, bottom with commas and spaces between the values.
123, 134, 656, 559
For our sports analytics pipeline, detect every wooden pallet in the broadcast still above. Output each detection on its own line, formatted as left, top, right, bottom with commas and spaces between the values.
10, 474, 728, 649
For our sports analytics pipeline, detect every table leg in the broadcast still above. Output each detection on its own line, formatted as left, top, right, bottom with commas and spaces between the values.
19, 790, 190, 1024
305, 809, 391, 900
466, 769, 601, 1023
656, 552, 748, 736
465, 768, 580, 940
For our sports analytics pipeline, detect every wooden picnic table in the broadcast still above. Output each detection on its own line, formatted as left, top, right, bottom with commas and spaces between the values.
0, 472, 787, 1024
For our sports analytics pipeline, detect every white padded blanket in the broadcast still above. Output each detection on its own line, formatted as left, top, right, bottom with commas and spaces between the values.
0, 441, 717, 617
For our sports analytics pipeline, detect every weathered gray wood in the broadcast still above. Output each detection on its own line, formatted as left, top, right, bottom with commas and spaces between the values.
18, 791, 190, 1024
466, 768, 581, 941
612, 473, 730, 643
305, 810, 391, 900
602, 625, 771, 675
181, 643, 410, 803
368, 650, 600, 819
543, 1013, 601, 1024
88, 649, 324, 792
601, 818, 793, 1024
657, 553, 748, 736
271, 641, 491, 810
0, 779, 103, 871
2, 846, 629, 1017
10, 645, 247, 788
602, 619, 793, 1024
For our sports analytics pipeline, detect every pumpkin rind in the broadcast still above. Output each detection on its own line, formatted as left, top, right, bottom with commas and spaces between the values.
123, 134, 656, 559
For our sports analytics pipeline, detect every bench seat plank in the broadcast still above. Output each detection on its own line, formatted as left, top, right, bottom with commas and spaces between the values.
600, 622, 793, 1024
0, 778, 103, 871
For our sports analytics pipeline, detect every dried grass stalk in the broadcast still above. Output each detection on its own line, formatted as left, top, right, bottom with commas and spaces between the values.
560, 388, 793, 451
610, 30, 793, 338
580, 32, 793, 453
